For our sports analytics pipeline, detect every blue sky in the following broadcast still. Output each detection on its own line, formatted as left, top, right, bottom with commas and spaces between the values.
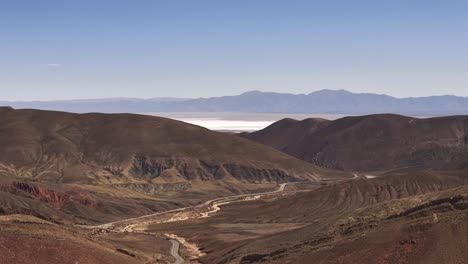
0, 0, 466, 100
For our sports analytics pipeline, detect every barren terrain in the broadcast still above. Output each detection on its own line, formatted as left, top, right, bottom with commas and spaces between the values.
0, 108, 467, 263
243, 114, 468, 171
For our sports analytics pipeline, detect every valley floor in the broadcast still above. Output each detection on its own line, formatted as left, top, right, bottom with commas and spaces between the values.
1, 171, 467, 264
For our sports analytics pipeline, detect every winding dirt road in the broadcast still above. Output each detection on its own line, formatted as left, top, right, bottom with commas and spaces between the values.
86, 182, 299, 263
93, 182, 293, 230
85, 178, 359, 263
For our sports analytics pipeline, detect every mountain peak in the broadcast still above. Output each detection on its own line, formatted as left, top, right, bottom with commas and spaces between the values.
240, 90, 264, 96
309, 89, 352, 95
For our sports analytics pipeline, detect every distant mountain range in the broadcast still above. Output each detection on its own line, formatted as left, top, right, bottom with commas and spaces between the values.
2, 89, 468, 116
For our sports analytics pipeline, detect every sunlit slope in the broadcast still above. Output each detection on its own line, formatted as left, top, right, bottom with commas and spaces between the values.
244, 114, 468, 171
0, 107, 346, 184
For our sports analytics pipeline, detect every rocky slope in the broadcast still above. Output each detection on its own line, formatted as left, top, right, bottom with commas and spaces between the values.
243, 114, 468, 171
0, 107, 351, 224
0, 214, 141, 264
0, 107, 335, 184
153, 171, 468, 264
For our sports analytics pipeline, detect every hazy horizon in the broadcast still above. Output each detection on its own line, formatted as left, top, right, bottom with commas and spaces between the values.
2, 89, 468, 102
150, 112, 347, 132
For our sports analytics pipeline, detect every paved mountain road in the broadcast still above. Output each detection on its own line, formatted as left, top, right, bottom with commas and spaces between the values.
170, 239, 184, 264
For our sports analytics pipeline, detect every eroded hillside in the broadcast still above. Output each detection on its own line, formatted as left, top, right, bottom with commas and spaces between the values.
243, 114, 468, 171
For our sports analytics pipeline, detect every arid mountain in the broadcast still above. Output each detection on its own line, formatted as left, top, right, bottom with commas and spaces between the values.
0, 107, 349, 224
3, 90, 468, 115
146, 170, 468, 264
2, 107, 467, 264
243, 114, 468, 171
0, 107, 332, 184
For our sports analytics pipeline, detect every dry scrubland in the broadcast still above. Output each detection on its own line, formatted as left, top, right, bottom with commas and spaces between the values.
0, 107, 467, 263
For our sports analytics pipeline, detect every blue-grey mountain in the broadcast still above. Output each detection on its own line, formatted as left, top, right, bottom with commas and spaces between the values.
2, 90, 467, 116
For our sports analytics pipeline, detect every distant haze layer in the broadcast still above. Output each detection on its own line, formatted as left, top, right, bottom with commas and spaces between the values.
150, 112, 346, 132
2, 90, 466, 116
177, 119, 274, 132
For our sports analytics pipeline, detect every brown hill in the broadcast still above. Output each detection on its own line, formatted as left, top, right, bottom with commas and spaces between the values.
243, 114, 468, 171
0, 107, 349, 224
0, 107, 337, 184
0, 215, 141, 264
147, 170, 468, 264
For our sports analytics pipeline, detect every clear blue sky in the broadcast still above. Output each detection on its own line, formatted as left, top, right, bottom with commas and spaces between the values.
0, 0, 466, 100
